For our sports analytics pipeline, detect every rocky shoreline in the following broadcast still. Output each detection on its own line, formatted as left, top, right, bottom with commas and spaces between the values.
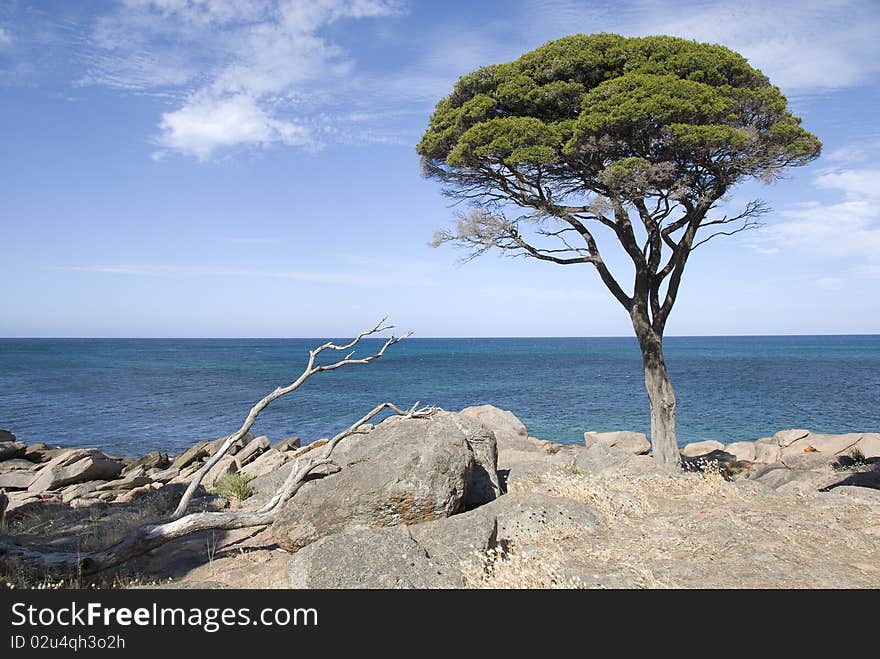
1, 409, 879, 588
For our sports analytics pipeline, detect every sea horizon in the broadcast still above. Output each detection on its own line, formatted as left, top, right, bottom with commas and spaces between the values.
2, 335, 878, 458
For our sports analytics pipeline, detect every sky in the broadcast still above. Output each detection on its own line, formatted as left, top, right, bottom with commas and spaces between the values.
1, 0, 879, 338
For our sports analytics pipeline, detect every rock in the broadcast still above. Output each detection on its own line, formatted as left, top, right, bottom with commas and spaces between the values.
169, 462, 203, 484
0, 471, 36, 490
753, 438, 782, 463
480, 492, 602, 548
287, 507, 497, 589
146, 466, 180, 482
123, 450, 168, 474
800, 433, 863, 455
235, 436, 270, 467
28, 449, 123, 492
114, 482, 162, 503
0, 458, 39, 474
583, 430, 650, 455
203, 455, 238, 489
170, 440, 211, 471
273, 437, 301, 452
23, 443, 65, 463
773, 429, 811, 447
95, 467, 153, 492
857, 434, 880, 458
459, 404, 529, 450
206, 432, 254, 457
61, 480, 107, 503
681, 440, 725, 457
289, 439, 328, 458
725, 441, 757, 462
450, 416, 499, 507
271, 411, 474, 552
0, 429, 15, 443
0, 441, 26, 461
239, 448, 291, 479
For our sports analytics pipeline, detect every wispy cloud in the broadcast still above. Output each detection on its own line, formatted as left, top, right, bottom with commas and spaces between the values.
0, 25, 12, 49
63, 263, 434, 287
758, 144, 880, 277
83, 0, 403, 159
520, 0, 880, 95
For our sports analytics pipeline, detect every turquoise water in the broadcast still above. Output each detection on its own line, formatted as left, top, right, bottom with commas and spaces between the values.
0, 336, 878, 456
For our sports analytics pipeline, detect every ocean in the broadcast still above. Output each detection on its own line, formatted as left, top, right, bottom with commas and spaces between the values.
0, 335, 878, 457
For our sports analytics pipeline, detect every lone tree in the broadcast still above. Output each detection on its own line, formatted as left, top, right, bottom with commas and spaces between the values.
417, 34, 821, 469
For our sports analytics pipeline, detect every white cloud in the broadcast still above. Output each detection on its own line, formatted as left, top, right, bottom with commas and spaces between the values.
157, 92, 311, 159
64, 262, 434, 287
815, 168, 880, 200
0, 26, 12, 48
521, 0, 880, 94
86, 0, 401, 159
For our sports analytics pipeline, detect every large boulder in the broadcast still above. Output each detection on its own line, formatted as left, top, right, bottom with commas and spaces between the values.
584, 430, 650, 455
271, 411, 476, 552
0, 441, 26, 461
27, 449, 123, 492
725, 441, 757, 462
459, 405, 529, 450
287, 506, 497, 589
482, 492, 602, 549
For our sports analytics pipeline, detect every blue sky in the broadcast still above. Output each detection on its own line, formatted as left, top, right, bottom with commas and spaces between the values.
1, 0, 879, 337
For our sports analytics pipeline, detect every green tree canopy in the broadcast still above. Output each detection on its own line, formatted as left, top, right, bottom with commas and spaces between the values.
418, 34, 821, 469
418, 33, 819, 205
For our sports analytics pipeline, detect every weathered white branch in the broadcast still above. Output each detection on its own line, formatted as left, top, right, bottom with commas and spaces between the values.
171, 317, 409, 519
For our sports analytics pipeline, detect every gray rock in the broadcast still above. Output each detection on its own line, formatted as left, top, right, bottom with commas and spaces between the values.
0, 471, 36, 490
170, 440, 210, 471
725, 441, 757, 462
450, 416, 500, 506
61, 480, 107, 503
0, 429, 15, 443
0, 441, 26, 461
239, 448, 290, 479
0, 458, 39, 474
858, 434, 880, 458
287, 507, 497, 589
123, 450, 168, 474
28, 449, 123, 492
480, 492, 602, 548
681, 440, 725, 457
273, 437, 302, 452
584, 430, 650, 455
773, 429, 811, 447
235, 436, 270, 467
753, 438, 782, 463
459, 404, 530, 450
206, 432, 254, 457
271, 411, 474, 552
95, 467, 153, 492
23, 443, 65, 463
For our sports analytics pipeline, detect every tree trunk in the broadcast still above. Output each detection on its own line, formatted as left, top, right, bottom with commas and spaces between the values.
637, 331, 681, 470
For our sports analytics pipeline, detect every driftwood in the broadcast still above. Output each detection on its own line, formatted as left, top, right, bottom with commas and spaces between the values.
0, 319, 434, 576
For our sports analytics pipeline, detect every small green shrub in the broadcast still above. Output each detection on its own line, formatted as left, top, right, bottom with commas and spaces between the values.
212, 473, 255, 502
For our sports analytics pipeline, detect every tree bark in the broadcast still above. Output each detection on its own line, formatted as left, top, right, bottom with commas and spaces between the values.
635, 326, 681, 470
